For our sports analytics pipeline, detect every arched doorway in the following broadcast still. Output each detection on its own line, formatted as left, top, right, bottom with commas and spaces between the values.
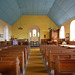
28, 25, 40, 47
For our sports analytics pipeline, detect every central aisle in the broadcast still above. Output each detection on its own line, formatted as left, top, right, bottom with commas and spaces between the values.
25, 47, 48, 75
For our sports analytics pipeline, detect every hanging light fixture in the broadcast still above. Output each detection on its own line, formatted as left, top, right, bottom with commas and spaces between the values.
16, 0, 23, 30
48, 27, 53, 30
18, 27, 23, 30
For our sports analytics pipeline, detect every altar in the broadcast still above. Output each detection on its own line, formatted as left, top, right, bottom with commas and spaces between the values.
30, 41, 40, 47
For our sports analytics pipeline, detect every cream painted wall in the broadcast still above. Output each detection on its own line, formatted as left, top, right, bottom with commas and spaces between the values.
0, 19, 11, 41
59, 17, 75, 41
12, 15, 58, 39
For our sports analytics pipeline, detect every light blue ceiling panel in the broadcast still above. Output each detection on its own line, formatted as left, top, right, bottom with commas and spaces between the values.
67, 5, 75, 18
0, 0, 10, 11
38, 0, 46, 2
0, 0, 55, 25
11, 1, 19, 11
42, 11, 48, 15
44, 3, 52, 10
56, 0, 65, 6
0, 9, 4, 16
61, 13, 71, 22
62, 1, 75, 12
46, 0, 51, 1
21, 8, 27, 12
5, 8, 15, 17
55, 13, 71, 26
0, 0, 75, 26
1, 16, 12, 25
48, 0, 75, 26
0, 16, 6, 22
7, 0, 15, 5
0, 13, 8, 19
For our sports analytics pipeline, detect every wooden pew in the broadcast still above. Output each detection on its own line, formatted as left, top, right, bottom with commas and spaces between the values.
0, 57, 20, 75
40, 45, 44, 53
40, 45, 45, 58
0, 42, 2, 47
7, 41, 12, 46
48, 47, 75, 71
42, 48, 45, 59
44, 45, 75, 64
2, 41, 7, 47
0, 44, 30, 73
2, 48, 27, 64
68, 41, 75, 45
72, 73, 75, 75
9, 45, 30, 59
40, 45, 75, 74
54, 56, 75, 75
1, 45, 30, 72
2, 45, 30, 63
40, 45, 59, 62
41, 45, 75, 71
0, 51, 24, 73
71, 54, 75, 59
48, 51, 73, 71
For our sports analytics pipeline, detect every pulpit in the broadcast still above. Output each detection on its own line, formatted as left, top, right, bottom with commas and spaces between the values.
50, 29, 59, 44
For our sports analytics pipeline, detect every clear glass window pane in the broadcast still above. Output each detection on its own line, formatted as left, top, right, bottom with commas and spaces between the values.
38, 32, 39, 37
70, 20, 75, 41
30, 32, 31, 37
60, 26, 65, 39
33, 29, 36, 37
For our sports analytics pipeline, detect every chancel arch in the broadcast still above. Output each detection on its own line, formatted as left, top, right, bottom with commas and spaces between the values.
28, 25, 40, 46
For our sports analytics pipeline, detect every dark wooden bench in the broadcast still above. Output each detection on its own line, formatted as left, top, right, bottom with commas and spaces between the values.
2, 45, 30, 62
2, 47, 27, 64
9, 45, 30, 59
48, 52, 74, 71
44, 45, 75, 64
0, 57, 20, 75
0, 51, 24, 73
54, 56, 75, 75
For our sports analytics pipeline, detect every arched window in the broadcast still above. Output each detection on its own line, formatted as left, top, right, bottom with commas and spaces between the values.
33, 29, 36, 37
38, 32, 40, 37
60, 26, 65, 39
4, 26, 8, 41
70, 20, 75, 41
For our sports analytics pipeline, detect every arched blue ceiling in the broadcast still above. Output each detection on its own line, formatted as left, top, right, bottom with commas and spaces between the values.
0, 0, 75, 26
48, 0, 75, 26
0, 0, 55, 25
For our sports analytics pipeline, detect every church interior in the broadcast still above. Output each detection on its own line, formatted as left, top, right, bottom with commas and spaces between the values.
0, 0, 75, 75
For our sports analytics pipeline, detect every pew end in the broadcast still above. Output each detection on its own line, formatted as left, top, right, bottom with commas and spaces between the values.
0, 57, 20, 75
54, 56, 75, 75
